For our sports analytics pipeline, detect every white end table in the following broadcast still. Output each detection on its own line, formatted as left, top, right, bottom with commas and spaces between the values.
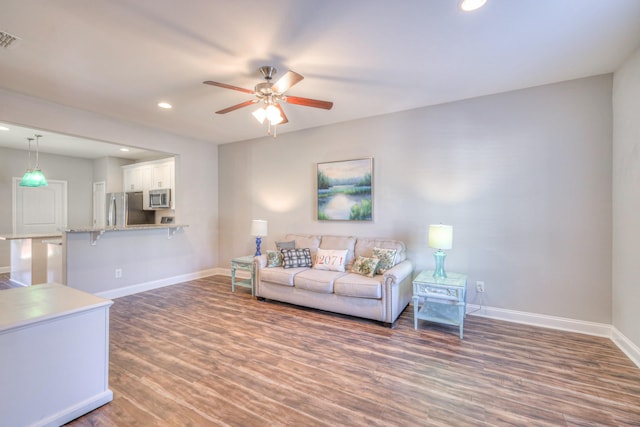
412, 270, 467, 339
231, 255, 255, 296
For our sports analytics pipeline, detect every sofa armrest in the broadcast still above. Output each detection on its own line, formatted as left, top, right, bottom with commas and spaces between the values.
254, 254, 267, 270
383, 259, 413, 286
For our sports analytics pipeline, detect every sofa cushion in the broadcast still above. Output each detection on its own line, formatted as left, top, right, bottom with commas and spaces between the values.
276, 240, 295, 250
282, 248, 312, 269
372, 247, 397, 274
355, 238, 406, 265
334, 273, 382, 299
351, 256, 379, 278
260, 266, 308, 286
320, 235, 357, 268
285, 234, 321, 262
314, 248, 348, 272
294, 269, 346, 294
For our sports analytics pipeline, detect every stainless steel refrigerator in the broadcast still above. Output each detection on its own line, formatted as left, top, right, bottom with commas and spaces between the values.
106, 192, 155, 227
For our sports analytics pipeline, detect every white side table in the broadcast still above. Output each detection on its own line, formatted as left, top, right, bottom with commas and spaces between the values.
412, 270, 467, 339
231, 255, 255, 296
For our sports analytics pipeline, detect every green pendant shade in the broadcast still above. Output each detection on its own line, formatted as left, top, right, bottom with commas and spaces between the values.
19, 134, 48, 187
20, 169, 48, 187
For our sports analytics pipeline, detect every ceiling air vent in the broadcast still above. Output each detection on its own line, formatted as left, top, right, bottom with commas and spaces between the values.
0, 30, 19, 48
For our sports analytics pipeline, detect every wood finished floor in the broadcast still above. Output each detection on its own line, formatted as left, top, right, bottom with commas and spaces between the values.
1, 274, 638, 426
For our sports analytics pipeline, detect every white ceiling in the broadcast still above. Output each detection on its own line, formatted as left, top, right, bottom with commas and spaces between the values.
1, 0, 640, 157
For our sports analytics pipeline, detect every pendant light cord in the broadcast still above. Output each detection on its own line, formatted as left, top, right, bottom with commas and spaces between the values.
35, 134, 42, 169
27, 137, 33, 170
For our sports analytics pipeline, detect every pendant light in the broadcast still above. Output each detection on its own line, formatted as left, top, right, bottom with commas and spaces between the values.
19, 134, 48, 187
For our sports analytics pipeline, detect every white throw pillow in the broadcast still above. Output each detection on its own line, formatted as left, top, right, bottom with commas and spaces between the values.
314, 248, 349, 272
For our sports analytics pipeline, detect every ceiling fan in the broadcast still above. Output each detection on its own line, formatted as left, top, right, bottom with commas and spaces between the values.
203, 66, 333, 135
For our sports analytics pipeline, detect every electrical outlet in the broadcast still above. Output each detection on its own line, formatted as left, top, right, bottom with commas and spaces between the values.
476, 281, 485, 293
115, 268, 122, 279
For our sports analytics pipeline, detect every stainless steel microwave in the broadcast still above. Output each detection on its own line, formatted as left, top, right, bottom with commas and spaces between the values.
148, 188, 171, 209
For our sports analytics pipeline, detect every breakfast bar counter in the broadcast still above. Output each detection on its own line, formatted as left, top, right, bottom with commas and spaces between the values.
61, 224, 188, 245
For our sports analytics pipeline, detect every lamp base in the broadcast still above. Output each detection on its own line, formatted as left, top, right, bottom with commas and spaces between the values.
432, 250, 447, 279
254, 236, 262, 256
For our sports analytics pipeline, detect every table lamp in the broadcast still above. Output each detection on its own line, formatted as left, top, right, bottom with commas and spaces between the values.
251, 220, 268, 256
428, 224, 453, 278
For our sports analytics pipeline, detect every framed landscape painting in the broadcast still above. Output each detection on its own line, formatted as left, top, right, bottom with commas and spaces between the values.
317, 158, 373, 221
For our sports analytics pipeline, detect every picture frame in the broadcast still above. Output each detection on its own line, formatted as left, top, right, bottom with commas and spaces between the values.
317, 157, 373, 221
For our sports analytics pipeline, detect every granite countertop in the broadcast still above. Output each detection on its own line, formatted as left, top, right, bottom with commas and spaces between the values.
0, 233, 63, 240
61, 224, 188, 233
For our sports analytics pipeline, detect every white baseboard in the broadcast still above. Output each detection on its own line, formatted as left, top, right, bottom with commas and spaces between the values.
34, 390, 113, 427
466, 304, 612, 337
467, 304, 639, 368
0, 266, 10, 274
95, 268, 224, 299
611, 327, 640, 368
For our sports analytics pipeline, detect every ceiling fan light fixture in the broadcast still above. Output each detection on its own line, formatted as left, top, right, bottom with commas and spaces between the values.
252, 107, 267, 124
265, 104, 282, 123
460, 0, 487, 11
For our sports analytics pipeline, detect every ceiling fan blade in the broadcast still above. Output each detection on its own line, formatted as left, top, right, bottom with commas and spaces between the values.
275, 103, 289, 125
271, 70, 304, 94
203, 80, 255, 95
215, 99, 258, 114
283, 96, 333, 110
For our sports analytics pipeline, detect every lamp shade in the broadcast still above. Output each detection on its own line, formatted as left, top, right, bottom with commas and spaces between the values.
251, 219, 268, 237
428, 224, 453, 250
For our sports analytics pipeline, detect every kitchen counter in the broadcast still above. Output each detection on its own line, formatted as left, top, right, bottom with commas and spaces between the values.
0, 283, 113, 426
61, 223, 190, 297
0, 232, 62, 240
61, 224, 188, 245
60, 223, 187, 233
0, 233, 63, 286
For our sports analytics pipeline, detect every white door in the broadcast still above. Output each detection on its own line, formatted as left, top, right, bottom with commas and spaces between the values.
93, 181, 106, 228
13, 178, 68, 234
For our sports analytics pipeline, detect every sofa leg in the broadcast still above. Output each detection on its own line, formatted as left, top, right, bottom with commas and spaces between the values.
382, 321, 397, 329
256, 296, 266, 302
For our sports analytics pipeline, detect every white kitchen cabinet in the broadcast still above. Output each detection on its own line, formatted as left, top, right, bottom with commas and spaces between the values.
122, 164, 151, 192
150, 160, 173, 189
123, 158, 174, 191
122, 158, 175, 209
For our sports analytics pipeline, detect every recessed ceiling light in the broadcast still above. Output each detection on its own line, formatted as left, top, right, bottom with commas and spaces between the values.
119, 148, 130, 152
0, 126, 9, 131
460, 0, 487, 12
158, 102, 172, 109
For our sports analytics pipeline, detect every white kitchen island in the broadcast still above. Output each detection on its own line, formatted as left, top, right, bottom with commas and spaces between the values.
0, 283, 113, 427
0, 233, 62, 286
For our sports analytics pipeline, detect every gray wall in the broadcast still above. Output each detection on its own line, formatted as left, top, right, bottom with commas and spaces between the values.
219, 75, 613, 324
0, 88, 219, 284
613, 47, 640, 349
0, 146, 94, 268
93, 156, 134, 193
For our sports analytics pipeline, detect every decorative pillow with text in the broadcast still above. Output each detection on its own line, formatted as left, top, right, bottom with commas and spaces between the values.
281, 248, 312, 269
351, 256, 380, 278
372, 247, 397, 275
314, 249, 349, 272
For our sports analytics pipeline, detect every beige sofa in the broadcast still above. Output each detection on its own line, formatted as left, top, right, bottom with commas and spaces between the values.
254, 234, 413, 326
